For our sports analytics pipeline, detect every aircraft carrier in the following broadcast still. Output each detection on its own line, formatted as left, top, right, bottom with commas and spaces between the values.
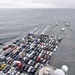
0, 21, 75, 75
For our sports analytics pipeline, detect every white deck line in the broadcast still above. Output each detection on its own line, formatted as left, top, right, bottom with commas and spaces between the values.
41, 26, 49, 34
35, 26, 46, 35
29, 28, 37, 34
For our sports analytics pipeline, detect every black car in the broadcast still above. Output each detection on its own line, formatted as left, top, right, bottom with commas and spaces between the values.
30, 68, 36, 74
2, 65, 11, 73
24, 65, 29, 71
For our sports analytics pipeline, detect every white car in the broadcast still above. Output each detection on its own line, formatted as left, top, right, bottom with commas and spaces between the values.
28, 60, 32, 65
54, 48, 57, 52
34, 63, 40, 69
65, 22, 69, 26
27, 66, 33, 72
49, 52, 53, 56
61, 27, 65, 31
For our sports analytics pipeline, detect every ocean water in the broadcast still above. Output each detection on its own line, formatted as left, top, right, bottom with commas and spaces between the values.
0, 8, 75, 43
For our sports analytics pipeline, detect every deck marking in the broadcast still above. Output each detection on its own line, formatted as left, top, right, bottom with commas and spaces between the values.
30, 28, 37, 34
35, 26, 44, 35
41, 26, 49, 34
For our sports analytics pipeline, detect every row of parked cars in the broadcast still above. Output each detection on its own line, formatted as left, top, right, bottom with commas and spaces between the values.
0, 33, 62, 75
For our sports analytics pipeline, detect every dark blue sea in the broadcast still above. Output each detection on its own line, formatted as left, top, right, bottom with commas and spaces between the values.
0, 8, 75, 43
